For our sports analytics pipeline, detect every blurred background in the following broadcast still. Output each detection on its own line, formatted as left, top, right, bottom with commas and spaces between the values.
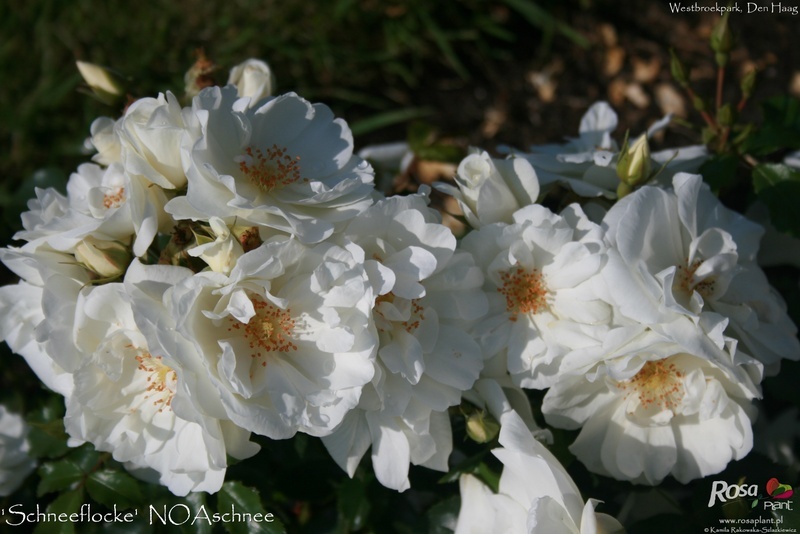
3, 0, 799, 236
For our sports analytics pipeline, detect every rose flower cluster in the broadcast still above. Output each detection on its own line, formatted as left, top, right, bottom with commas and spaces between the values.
1, 60, 796, 532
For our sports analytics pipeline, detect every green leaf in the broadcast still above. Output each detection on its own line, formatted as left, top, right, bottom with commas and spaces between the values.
474, 462, 501, 494
179, 493, 213, 534
66, 445, 104, 473
699, 153, 739, 193
27, 400, 69, 459
752, 163, 800, 237
427, 495, 460, 534
752, 163, 800, 192
773, 501, 800, 531
217, 481, 285, 534
32, 489, 83, 534
37, 460, 84, 496
337, 477, 371, 531
438, 450, 500, 494
762, 95, 800, 129
416, 144, 465, 163
744, 96, 800, 155
293, 432, 308, 459
85, 469, 144, 509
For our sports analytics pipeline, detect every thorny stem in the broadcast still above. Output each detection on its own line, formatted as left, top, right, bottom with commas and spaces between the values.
685, 85, 717, 129
716, 65, 725, 112
718, 126, 731, 153
736, 96, 748, 113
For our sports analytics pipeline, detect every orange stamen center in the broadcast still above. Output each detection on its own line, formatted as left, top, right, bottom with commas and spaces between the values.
103, 187, 125, 209
617, 358, 685, 411
498, 266, 548, 320
239, 145, 302, 193
374, 293, 426, 333
676, 258, 716, 298
135, 352, 177, 412
227, 294, 297, 366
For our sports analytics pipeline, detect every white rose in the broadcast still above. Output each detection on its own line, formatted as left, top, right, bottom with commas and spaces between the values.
166, 87, 375, 244
461, 203, 610, 389
86, 116, 122, 166
543, 319, 761, 484
434, 150, 539, 228
171, 237, 377, 438
602, 173, 800, 372
507, 101, 708, 199
323, 192, 487, 491
66, 280, 257, 496
227, 59, 275, 107
117, 92, 190, 189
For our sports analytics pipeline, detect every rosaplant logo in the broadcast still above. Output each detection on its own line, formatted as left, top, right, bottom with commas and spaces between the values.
707, 477, 794, 511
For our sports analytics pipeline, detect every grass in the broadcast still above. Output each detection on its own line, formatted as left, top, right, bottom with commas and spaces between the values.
0, 0, 583, 240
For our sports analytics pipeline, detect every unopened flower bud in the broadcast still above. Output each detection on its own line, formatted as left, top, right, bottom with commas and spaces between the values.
184, 49, 217, 99
692, 95, 707, 113
188, 217, 244, 274
75, 237, 132, 279
616, 134, 652, 186
717, 103, 734, 128
466, 410, 500, 444
669, 49, 689, 88
702, 126, 717, 145
76, 61, 124, 105
616, 181, 634, 199
740, 69, 757, 100
710, 12, 734, 66
228, 59, 275, 107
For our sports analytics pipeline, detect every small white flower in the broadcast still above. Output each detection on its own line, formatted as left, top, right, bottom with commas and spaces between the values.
602, 173, 800, 371
16, 163, 169, 258
0, 406, 36, 497
117, 92, 190, 189
434, 150, 539, 228
227, 59, 275, 107
14, 187, 73, 251
543, 320, 761, 485
74, 237, 131, 279
510, 101, 707, 199
187, 217, 245, 274
76, 61, 123, 101
85, 116, 121, 166
0, 247, 90, 389
461, 203, 609, 389
167, 87, 376, 244
455, 408, 623, 534
616, 134, 652, 187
